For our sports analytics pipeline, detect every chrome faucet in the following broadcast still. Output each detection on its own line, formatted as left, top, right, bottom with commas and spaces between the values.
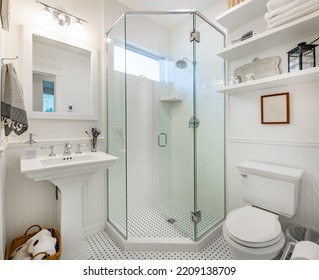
63, 142, 73, 155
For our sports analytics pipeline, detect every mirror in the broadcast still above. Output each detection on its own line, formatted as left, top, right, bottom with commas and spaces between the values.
23, 27, 98, 120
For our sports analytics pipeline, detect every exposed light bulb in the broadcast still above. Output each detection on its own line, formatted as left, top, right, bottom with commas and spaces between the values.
71, 19, 86, 38
40, 6, 53, 25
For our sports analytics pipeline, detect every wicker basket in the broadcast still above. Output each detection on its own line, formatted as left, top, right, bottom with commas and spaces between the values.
5, 225, 62, 260
227, 0, 245, 9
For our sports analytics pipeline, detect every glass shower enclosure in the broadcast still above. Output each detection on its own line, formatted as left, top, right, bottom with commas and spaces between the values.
106, 11, 225, 243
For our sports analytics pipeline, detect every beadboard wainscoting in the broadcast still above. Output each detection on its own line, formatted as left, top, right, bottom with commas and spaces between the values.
226, 138, 319, 231
0, 146, 7, 260
4, 139, 107, 247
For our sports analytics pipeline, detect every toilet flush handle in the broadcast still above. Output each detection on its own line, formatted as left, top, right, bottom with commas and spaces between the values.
240, 173, 247, 178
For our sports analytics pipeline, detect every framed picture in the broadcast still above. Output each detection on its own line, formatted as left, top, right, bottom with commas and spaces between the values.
261, 92, 290, 124
1, 0, 10, 31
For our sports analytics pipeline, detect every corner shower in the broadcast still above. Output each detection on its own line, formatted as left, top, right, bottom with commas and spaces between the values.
106, 10, 225, 249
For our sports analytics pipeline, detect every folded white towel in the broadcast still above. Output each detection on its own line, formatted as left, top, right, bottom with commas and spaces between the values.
266, 0, 294, 11
268, 1, 319, 29
265, 0, 310, 21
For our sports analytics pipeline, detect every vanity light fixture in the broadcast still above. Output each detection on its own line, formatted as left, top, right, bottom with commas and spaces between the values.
36, 1, 87, 28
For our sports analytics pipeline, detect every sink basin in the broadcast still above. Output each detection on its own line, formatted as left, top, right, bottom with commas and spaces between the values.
20, 151, 118, 259
21, 151, 118, 182
40, 154, 95, 166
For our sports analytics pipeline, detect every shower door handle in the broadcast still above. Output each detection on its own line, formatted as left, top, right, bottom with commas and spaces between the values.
158, 133, 167, 147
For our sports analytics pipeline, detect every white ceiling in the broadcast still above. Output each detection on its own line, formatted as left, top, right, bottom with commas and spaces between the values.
116, 0, 217, 11
116, 0, 219, 29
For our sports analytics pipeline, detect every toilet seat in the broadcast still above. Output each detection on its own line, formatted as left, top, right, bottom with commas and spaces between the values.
225, 206, 282, 248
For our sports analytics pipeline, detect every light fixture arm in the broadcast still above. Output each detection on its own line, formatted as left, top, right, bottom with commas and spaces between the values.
36, 0, 87, 23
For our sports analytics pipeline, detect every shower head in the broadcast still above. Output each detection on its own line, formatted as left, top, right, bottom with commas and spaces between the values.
176, 59, 188, 69
175, 57, 192, 69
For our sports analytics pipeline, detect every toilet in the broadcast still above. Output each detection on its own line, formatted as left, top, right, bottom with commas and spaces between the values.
223, 161, 304, 260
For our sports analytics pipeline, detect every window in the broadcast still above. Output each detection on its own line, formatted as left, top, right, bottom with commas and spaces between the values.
114, 45, 160, 81
42, 80, 55, 112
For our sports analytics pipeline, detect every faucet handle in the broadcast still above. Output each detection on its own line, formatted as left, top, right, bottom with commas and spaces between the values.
65, 141, 72, 148
40, 145, 56, 156
76, 143, 88, 154
63, 142, 73, 155
25, 133, 37, 144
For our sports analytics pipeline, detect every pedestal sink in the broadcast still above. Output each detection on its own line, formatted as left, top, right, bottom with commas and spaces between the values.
20, 151, 118, 259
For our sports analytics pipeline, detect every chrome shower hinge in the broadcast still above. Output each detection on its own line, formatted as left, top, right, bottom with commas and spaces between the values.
190, 30, 200, 43
191, 211, 202, 224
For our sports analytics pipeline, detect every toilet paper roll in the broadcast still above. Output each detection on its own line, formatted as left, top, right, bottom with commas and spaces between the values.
291, 241, 319, 260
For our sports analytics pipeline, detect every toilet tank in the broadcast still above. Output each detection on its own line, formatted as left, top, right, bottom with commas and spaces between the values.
237, 161, 304, 218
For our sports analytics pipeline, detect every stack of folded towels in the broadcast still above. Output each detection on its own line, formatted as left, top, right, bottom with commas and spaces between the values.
265, 0, 319, 30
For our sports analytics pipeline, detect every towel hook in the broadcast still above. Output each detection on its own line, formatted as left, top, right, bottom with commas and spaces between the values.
1, 56, 18, 64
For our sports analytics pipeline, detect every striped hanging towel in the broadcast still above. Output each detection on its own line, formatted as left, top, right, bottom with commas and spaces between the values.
1, 63, 28, 136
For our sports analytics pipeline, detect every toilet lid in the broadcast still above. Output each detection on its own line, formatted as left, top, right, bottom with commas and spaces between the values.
225, 206, 282, 248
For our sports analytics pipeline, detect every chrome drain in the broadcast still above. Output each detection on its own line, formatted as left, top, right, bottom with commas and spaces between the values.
167, 218, 176, 224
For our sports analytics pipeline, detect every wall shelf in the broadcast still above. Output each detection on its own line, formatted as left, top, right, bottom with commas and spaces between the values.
215, 0, 268, 30
216, 67, 319, 94
216, 11, 319, 61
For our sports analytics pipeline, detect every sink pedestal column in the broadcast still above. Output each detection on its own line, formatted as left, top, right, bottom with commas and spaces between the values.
51, 174, 91, 260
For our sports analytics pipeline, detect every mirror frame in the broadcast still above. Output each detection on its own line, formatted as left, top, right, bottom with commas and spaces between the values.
22, 26, 98, 120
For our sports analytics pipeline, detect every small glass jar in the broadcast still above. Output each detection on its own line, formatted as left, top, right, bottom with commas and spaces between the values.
230, 75, 242, 85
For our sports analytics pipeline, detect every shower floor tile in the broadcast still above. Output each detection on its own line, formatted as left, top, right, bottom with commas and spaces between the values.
85, 230, 234, 260
114, 199, 221, 239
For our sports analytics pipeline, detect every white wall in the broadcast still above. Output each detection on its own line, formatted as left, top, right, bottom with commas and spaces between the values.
127, 75, 160, 214
2, 0, 105, 251
0, 24, 5, 259
0, 147, 6, 260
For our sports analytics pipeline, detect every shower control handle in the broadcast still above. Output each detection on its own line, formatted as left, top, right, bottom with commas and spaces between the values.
158, 133, 167, 147
189, 116, 200, 128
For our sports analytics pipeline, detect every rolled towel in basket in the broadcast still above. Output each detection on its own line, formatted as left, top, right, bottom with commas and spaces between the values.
9, 243, 28, 258
11, 251, 32, 260
28, 235, 57, 260
25, 229, 52, 248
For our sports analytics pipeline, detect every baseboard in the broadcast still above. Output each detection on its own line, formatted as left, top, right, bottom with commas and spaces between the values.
82, 222, 106, 238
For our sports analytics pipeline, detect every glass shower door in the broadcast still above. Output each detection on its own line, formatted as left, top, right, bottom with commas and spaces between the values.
106, 15, 127, 239
159, 14, 196, 240
194, 14, 225, 240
